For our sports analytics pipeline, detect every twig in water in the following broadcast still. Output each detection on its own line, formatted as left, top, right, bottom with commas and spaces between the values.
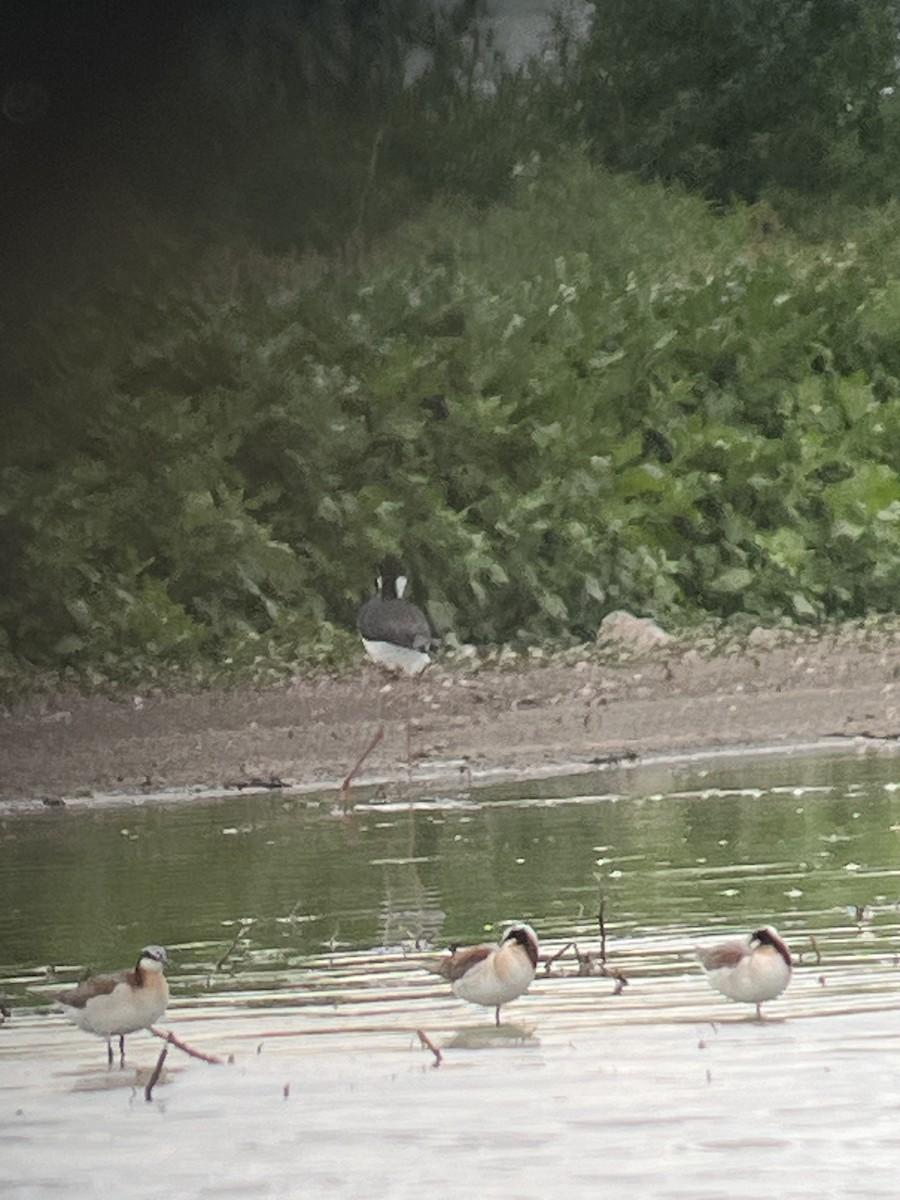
541, 942, 601, 976
541, 941, 577, 975
144, 1041, 169, 1102
208, 918, 254, 983
340, 726, 385, 807
574, 947, 599, 976
416, 1029, 442, 1067
150, 1027, 224, 1065
601, 965, 629, 995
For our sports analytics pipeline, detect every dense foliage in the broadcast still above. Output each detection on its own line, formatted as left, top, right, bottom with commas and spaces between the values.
3, 1, 900, 689
577, 0, 900, 202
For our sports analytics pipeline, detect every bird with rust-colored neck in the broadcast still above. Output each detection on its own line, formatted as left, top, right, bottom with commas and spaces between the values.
427, 924, 540, 1026
357, 569, 432, 676
54, 945, 170, 1066
695, 926, 792, 1019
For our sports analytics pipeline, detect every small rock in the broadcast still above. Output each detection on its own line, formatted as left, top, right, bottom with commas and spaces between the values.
40, 710, 71, 725
597, 611, 670, 649
747, 626, 779, 649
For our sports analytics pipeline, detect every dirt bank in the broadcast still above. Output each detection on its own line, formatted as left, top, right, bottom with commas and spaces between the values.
1, 627, 899, 807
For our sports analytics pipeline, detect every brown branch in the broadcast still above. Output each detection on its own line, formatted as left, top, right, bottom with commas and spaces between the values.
573, 947, 600, 976
810, 934, 821, 966
208, 919, 254, 983
416, 1028, 442, 1067
150, 1026, 224, 1065
601, 965, 629, 995
340, 725, 385, 806
144, 1041, 168, 1101
542, 941, 599, 976
541, 941, 577, 974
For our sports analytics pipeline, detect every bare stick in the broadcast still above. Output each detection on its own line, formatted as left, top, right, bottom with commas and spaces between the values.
573, 946, 599, 976
541, 941, 577, 974
144, 1041, 169, 1102
209, 919, 253, 982
598, 894, 608, 964
541, 942, 600, 976
340, 725, 385, 806
601, 965, 629, 995
810, 934, 821, 966
150, 1026, 224, 1065
416, 1029, 442, 1067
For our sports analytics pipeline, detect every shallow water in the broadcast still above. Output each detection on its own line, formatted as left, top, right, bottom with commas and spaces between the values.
3, 746, 900, 1197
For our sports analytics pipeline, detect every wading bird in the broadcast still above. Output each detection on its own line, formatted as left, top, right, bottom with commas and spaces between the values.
54, 945, 170, 1066
355, 568, 434, 770
427, 924, 540, 1026
695, 926, 792, 1019
357, 570, 432, 676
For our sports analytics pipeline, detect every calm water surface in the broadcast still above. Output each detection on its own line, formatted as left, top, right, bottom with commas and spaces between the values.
3, 746, 900, 1198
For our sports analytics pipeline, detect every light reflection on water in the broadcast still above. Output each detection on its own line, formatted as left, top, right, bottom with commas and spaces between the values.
3, 747, 900, 1196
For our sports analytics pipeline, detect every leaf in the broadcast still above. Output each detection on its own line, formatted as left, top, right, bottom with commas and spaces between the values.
53, 634, 86, 654
791, 592, 817, 618
711, 567, 756, 594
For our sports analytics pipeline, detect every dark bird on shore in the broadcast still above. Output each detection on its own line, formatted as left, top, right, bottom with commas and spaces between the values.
357, 569, 433, 676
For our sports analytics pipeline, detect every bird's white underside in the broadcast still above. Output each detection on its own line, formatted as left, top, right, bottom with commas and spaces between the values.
362, 638, 430, 675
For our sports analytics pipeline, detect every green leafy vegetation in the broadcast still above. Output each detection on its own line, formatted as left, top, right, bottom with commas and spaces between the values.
4, 1, 900, 691
577, 0, 900, 203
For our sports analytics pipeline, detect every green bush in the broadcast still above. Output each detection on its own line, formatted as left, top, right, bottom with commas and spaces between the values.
7, 142, 900, 686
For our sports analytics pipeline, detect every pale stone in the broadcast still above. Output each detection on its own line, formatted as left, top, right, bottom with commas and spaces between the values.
597, 610, 671, 649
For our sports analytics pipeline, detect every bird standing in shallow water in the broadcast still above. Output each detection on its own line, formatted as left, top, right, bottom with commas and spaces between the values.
356, 569, 434, 768
695, 926, 792, 1019
54, 945, 169, 1066
357, 571, 433, 676
427, 924, 540, 1026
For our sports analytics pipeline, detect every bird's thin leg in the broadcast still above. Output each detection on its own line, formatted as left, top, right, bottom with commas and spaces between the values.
118, 1034, 126, 1067
106, 1038, 114, 1068
405, 674, 425, 774
405, 680, 413, 771
755, 1003, 763, 1020
495, 1006, 501, 1027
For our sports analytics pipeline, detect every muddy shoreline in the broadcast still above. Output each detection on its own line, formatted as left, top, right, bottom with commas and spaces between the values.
2, 627, 899, 808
